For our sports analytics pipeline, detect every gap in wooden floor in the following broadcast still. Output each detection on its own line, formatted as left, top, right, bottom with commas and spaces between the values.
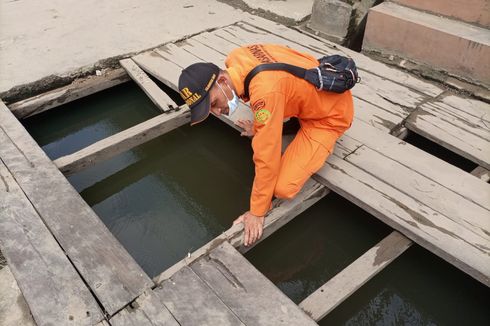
403, 130, 478, 172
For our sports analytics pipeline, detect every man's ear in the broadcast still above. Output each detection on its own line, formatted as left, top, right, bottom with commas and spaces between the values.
216, 75, 226, 84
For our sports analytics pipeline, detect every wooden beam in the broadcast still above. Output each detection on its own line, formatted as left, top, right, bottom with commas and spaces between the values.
8, 68, 129, 119
471, 166, 490, 182
229, 179, 330, 253
0, 161, 104, 325
119, 58, 176, 112
0, 102, 154, 315
314, 155, 490, 286
299, 231, 412, 321
54, 106, 190, 175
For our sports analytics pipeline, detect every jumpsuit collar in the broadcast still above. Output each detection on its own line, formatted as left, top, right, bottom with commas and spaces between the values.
226, 66, 246, 100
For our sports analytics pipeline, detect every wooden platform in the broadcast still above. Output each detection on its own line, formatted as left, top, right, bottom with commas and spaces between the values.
1, 13, 489, 326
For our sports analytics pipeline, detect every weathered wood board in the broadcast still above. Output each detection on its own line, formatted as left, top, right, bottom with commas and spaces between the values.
54, 107, 191, 175
0, 266, 35, 326
8, 68, 130, 119
0, 102, 153, 315
346, 146, 490, 241
472, 166, 490, 182
156, 266, 244, 325
132, 50, 182, 91
406, 100, 490, 169
314, 155, 490, 286
0, 161, 103, 325
299, 231, 412, 321
120, 58, 176, 111
110, 290, 179, 326
345, 120, 490, 211
191, 242, 317, 325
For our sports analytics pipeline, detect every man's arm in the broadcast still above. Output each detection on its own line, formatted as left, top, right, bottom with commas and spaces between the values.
235, 91, 286, 246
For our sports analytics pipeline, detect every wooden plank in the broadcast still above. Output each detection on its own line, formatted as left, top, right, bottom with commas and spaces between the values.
129, 291, 180, 326
8, 68, 130, 119
0, 102, 153, 315
423, 100, 490, 134
346, 146, 490, 241
156, 266, 244, 326
193, 31, 239, 55
132, 50, 181, 91
353, 97, 403, 132
120, 58, 176, 112
110, 307, 154, 326
244, 15, 444, 97
472, 166, 490, 182
406, 110, 490, 169
419, 102, 490, 141
345, 120, 490, 211
191, 242, 317, 326
313, 155, 490, 286
0, 161, 103, 325
111, 290, 182, 326
155, 42, 200, 68
441, 94, 490, 123
299, 231, 412, 321
229, 178, 329, 252
54, 107, 191, 176
96, 321, 110, 326
179, 38, 226, 67
0, 266, 36, 326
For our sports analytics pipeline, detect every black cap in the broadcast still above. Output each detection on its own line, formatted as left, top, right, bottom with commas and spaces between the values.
178, 62, 220, 125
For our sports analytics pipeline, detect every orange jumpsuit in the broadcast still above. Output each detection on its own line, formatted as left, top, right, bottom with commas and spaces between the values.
225, 44, 354, 217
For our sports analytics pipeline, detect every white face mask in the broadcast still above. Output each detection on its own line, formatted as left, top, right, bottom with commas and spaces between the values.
217, 81, 240, 116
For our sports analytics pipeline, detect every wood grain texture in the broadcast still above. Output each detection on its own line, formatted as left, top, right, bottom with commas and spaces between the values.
0, 161, 103, 325
54, 107, 191, 175
299, 231, 412, 321
314, 155, 490, 286
406, 101, 490, 169
346, 145, 490, 241
0, 102, 153, 315
8, 68, 130, 119
156, 266, 244, 326
120, 58, 176, 111
191, 242, 317, 326
345, 120, 490, 211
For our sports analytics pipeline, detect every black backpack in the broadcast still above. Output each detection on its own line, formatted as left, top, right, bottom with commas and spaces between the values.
244, 54, 360, 99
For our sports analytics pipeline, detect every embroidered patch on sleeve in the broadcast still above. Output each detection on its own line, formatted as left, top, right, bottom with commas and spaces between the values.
252, 99, 266, 112
255, 109, 271, 124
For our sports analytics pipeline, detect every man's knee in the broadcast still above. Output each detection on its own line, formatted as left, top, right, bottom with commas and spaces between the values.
274, 181, 301, 200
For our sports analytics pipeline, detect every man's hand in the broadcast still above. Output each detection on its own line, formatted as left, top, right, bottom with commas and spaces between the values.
235, 120, 255, 137
233, 211, 264, 246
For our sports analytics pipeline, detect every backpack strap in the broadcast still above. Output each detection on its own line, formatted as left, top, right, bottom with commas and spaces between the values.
243, 63, 307, 99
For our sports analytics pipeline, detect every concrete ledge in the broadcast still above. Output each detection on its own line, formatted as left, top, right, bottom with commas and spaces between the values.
363, 2, 490, 86
392, 0, 490, 28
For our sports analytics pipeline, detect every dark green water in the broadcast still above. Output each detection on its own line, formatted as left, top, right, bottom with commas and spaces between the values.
24, 83, 489, 325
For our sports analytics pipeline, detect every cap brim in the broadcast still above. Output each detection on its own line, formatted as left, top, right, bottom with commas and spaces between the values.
190, 94, 211, 126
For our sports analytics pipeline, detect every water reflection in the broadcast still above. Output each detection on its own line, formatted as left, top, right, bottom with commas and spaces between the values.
320, 246, 490, 325
23, 82, 159, 159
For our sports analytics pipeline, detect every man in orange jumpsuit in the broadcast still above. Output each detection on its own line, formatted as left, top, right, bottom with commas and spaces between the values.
179, 44, 354, 247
